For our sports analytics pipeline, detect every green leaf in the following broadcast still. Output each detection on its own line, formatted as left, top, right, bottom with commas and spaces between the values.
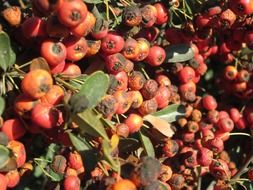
79, 71, 110, 108
68, 132, 92, 151
0, 32, 16, 71
48, 169, 64, 182
83, 0, 102, 4
152, 104, 185, 123
139, 129, 155, 157
0, 145, 11, 169
0, 97, 5, 116
68, 132, 98, 173
118, 138, 140, 153
165, 44, 194, 63
101, 139, 120, 172
72, 108, 109, 141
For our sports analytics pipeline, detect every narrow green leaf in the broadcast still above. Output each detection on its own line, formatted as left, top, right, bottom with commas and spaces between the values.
139, 129, 155, 157
165, 44, 194, 63
0, 97, 5, 116
83, 0, 102, 4
68, 132, 92, 151
152, 104, 185, 123
48, 169, 64, 182
68, 133, 98, 173
102, 139, 120, 172
72, 109, 109, 141
0, 145, 11, 169
79, 71, 110, 108
0, 32, 16, 71
118, 138, 140, 153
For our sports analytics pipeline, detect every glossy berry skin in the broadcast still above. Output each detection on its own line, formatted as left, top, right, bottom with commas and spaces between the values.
63, 36, 88, 62
202, 95, 217, 111
31, 103, 63, 129
236, 117, 247, 130
21, 69, 53, 99
2, 119, 26, 140
206, 137, 224, 154
40, 40, 67, 66
124, 113, 143, 133
5, 170, 20, 188
209, 159, 231, 180
155, 86, 171, 109
217, 118, 234, 132
62, 63, 82, 79
154, 3, 169, 25
109, 179, 136, 190
21, 17, 46, 39
229, 0, 253, 16
0, 173, 7, 190
224, 65, 238, 80
63, 175, 80, 190
114, 71, 128, 91
57, 0, 88, 28
40, 85, 65, 105
178, 66, 196, 84
197, 147, 213, 166
145, 46, 166, 66
229, 108, 241, 123
68, 151, 84, 170
101, 32, 125, 55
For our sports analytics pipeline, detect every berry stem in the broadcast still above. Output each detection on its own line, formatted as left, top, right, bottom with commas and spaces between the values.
229, 132, 251, 137
232, 130, 253, 180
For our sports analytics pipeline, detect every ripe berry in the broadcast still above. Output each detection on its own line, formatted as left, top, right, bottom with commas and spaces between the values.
0, 173, 7, 190
202, 95, 217, 111
124, 113, 143, 133
57, 0, 88, 28
209, 159, 231, 180
229, 108, 241, 123
217, 118, 234, 133
145, 46, 166, 66
206, 137, 224, 154
224, 65, 238, 80
163, 139, 179, 158
2, 118, 26, 141
63, 175, 80, 190
197, 147, 213, 166
229, 0, 253, 16
178, 66, 196, 84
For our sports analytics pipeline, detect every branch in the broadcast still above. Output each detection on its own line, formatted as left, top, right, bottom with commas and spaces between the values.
232, 130, 253, 180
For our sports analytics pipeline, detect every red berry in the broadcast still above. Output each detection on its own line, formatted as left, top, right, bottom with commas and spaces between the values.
178, 66, 196, 84
202, 95, 217, 111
